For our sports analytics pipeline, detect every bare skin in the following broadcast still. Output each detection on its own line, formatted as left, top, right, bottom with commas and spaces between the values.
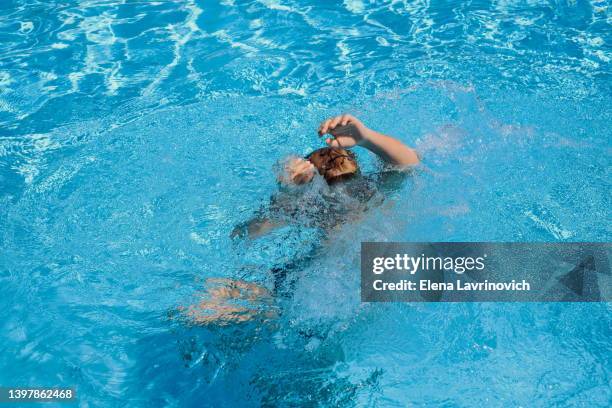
185, 278, 277, 326
186, 114, 419, 326
278, 157, 316, 185
320, 114, 420, 165
284, 113, 419, 182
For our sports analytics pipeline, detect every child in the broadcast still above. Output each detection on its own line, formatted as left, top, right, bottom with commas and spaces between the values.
187, 114, 419, 324
235, 114, 419, 238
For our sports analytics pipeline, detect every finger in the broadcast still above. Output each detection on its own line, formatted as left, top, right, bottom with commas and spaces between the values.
290, 163, 305, 176
293, 171, 311, 184
295, 165, 314, 183
340, 114, 351, 126
293, 164, 310, 175
295, 159, 310, 170
329, 116, 342, 130
319, 119, 329, 135
325, 137, 341, 148
301, 163, 314, 175
344, 114, 361, 129
319, 119, 332, 135
293, 173, 306, 184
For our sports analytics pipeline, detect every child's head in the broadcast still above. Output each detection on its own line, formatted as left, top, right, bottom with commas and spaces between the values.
306, 147, 359, 184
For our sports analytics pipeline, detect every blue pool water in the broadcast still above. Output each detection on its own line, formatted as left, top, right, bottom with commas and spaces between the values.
1, 0, 610, 406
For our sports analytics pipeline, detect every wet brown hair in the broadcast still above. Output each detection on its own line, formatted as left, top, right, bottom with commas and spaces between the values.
306, 147, 359, 184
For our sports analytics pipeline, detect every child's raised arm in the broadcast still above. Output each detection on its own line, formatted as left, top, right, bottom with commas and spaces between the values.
318, 114, 420, 166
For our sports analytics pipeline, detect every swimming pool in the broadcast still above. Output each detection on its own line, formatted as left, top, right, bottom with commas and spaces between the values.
0, 0, 610, 406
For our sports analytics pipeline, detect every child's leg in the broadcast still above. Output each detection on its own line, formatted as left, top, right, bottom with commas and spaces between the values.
185, 278, 276, 325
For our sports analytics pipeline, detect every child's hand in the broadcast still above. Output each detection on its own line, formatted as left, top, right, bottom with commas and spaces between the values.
319, 114, 419, 165
279, 157, 316, 185
318, 114, 370, 148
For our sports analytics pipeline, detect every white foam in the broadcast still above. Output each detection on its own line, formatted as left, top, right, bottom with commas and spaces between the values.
51, 42, 69, 49
249, 19, 263, 30
212, 30, 258, 53
190, 232, 210, 245
524, 211, 573, 240
68, 72, 84, 92
0, 71, 13, 87
19, 21, 34, 34
34, 156, 95, 194
278, 86, 307, 96
15, 162, 39, 184
344, 0, 365, 14
593, 50, 610, 62
376, 36, 390, 47
258, 0, 293, 12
